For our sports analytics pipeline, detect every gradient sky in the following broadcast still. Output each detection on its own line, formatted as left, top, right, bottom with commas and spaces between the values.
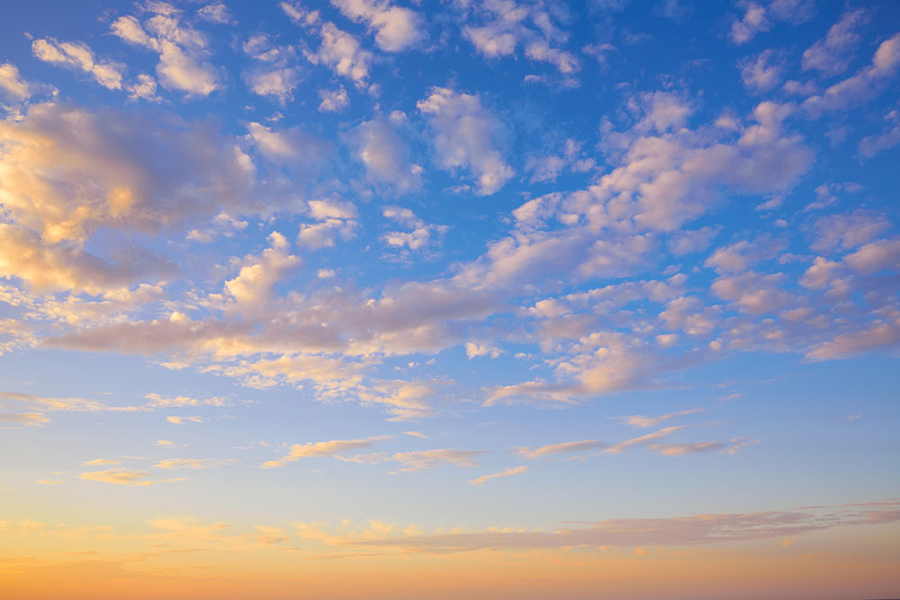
1, 1, 899, 598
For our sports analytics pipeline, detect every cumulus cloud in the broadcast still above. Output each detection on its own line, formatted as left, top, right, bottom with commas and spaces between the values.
729, 0, 814, 45
353, 502, 900, 553
242, 34, 301, 104
740, 50, 783, 92
80, 469, 185, 486
459, 0, 579, 81
32, 38, 126, 90
392, 449, 485, 472
617, 408, 705, 428
330, 0, 425, 52
0, 63, 33, 101
417, 87, 514, 195
318, 86, 349, 112
802, 8, 870, 75
804, 33, 900, 116
111, 4, 221, 96
347, 119, 421, 192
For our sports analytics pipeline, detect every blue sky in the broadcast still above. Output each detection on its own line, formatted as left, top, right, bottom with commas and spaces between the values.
0, 1, 899, 597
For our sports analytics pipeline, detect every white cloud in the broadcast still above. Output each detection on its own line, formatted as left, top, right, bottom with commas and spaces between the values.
0, 63, 32, 101
740, 50, 783, 92
318, 86, 349, 112
802, 8, 869, 75
330, 0, 425, 52
417, 87, 514, 195
111, 6, 221, 96
197, 3, 235, 25
804, 33, 900, 115
31, 38, 126, 90
347, 119, 420, 191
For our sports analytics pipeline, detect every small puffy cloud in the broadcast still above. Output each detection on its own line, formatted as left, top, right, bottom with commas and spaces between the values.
347, 119, 421, 192
469, 465, 527, 486
297, 198, 358, 250
197, 3, 235, 25
307, 22, 373, 87
242, 34, 300, 104
604, 426, 685, 454
330, 0, 425, 52
245, 122, 330, 164
32, 38, 126, 90
802, 8, 869, 75
417, 87, 514, 195
318, 86, 349, 112
859, 110, 900, 158
740, 50, 783, 92
111, 6, 221, 96
154, 458, 233, 470
127, 74, 160, 101
223, 232, 300, 311
0, 63, 32, 101
145, 393, 228, 408
513, 440, 607, 459
465, 342, 502, 359
804, 33, 900, 115
729, 0, 814, 45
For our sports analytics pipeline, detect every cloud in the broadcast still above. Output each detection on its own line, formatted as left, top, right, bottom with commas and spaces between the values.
0, 63, 32, 101
740, 50, 783, 92
392, 449, 485, 472
347, 119, 421, 192
459, 1, 579, 81
111, 5, 221, 96
330, 0, 425, 52
242, 33, 300, 104
804, 33, 900, 116
859, 110, 900, 158
318, 86, 349, 112
351, 502, 900, 553
729, 0, 814, 45
802, 9, 870, 75
417, 87, 514, 195
617, 408, 705, 428
32, 38, 126, 90
308, 22, 373, 87
79, 469, 185, 486
469, 466, 527, 486
260, 436, 392, 468
197, 3, 235, 25
222, 232, 301, 312
513, 440, 607, 459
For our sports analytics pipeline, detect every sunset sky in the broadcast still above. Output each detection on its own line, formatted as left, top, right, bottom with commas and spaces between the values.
1, 1, 899, 598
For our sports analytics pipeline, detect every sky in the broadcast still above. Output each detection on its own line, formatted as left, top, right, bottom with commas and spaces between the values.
1, 0, 899, 598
